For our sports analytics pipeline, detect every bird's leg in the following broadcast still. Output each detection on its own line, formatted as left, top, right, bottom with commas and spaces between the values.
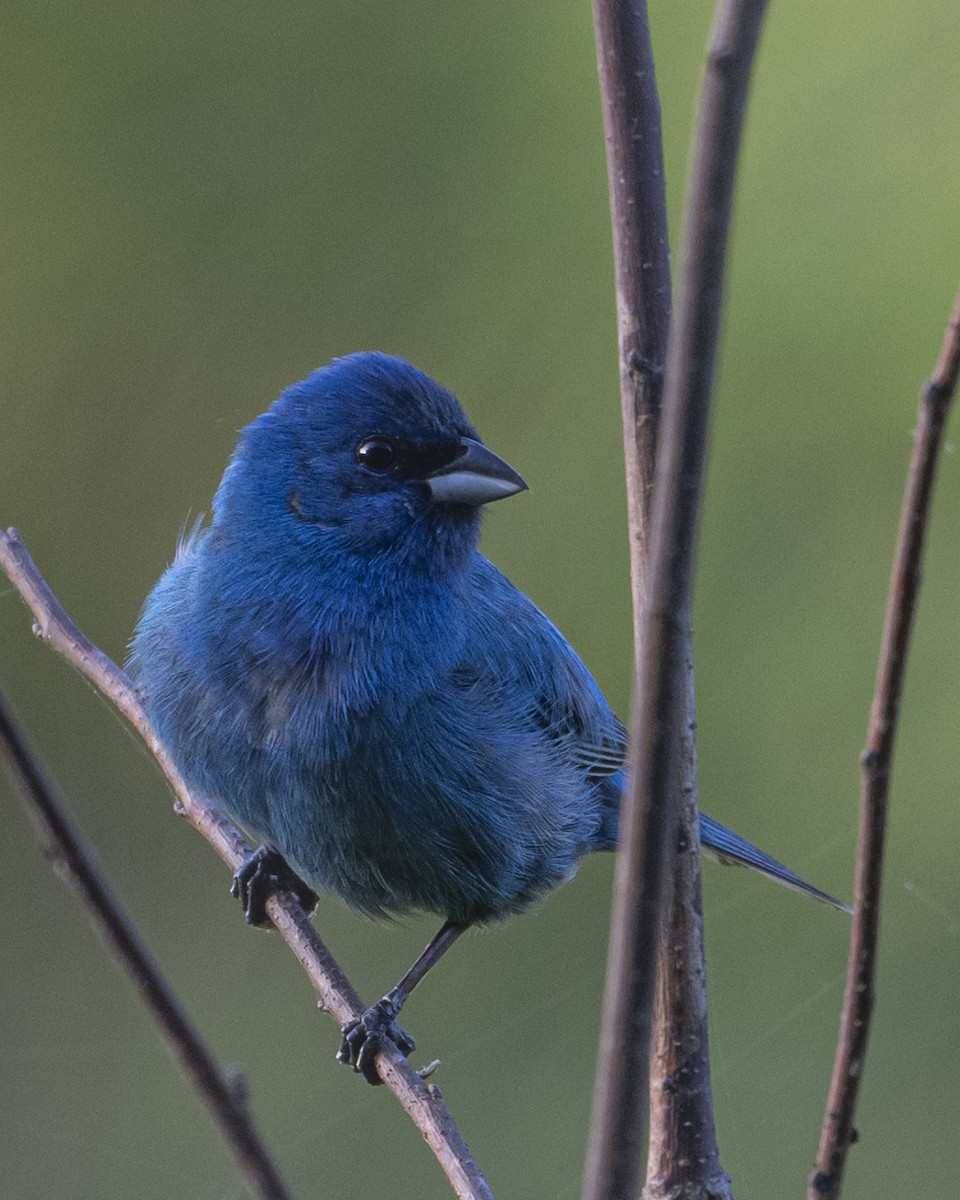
338, 919, 467, 1085
230, 845, 318, 928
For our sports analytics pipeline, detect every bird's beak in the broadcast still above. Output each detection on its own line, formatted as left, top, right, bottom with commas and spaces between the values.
424, 438, 528, 507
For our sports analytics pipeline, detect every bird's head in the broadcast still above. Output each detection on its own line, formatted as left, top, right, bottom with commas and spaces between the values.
213, 352, 527, 574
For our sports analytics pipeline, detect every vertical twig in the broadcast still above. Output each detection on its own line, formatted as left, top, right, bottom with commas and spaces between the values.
584, 3, 770, 1199
809, 285, 960, 1200
642, 726, 728, 1200
0, 529, 494, 1200
584, 4, 673, 1193
0, 687, 295, 1200
643, 0, 774, 1191
591, 0, 672, 639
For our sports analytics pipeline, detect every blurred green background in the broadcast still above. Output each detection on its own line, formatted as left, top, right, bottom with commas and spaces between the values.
2, 2, 958, 1197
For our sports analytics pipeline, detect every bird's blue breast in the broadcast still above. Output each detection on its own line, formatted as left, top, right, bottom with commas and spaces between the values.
133, 536, 605, 924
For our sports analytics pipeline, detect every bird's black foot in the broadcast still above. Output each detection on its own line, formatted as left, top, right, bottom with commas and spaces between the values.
337, 998, 416, 1085
230, 845, 318, 928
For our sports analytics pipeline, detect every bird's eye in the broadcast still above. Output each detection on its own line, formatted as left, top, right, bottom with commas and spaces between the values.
356, 437, 397, 473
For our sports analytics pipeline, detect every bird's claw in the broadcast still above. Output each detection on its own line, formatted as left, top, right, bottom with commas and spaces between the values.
337, 999, 416, 1085
230, 845, 318, 927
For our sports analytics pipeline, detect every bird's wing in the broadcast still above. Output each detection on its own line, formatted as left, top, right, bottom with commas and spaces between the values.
463, 555, 627, 785
528, 688, 627, 781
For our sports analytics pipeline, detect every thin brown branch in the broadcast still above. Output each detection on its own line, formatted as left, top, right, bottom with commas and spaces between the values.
589, 5, 725, 1194
809, 284, 960, 1200
642, 0, 775, 1190
0, 528, 493, 1200
590, 0, 672, 640
642, 707, 729, 1200
0, 686, 294, 1200
585, 1, 673, 1189
585, 3, 768, 1199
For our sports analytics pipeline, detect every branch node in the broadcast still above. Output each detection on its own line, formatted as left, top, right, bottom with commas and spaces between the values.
628, 349, 664, 380
858, 747, 881, 770
225, 1065, 251, 1112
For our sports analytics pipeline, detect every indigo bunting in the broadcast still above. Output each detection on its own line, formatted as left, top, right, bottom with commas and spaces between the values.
131, 352, 846, 1083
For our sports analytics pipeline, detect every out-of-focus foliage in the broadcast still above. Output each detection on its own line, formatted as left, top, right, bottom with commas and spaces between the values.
2, 3, 958, 1197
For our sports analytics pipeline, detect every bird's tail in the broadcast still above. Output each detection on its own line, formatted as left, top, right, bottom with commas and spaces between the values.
699, 813, 851, 913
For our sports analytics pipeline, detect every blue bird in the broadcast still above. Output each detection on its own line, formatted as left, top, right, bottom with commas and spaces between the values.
131, 352, 847, 1083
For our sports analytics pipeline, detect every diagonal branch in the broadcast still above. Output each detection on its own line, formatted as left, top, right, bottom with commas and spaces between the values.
0, 686, 294, 1200
0, 527, 493, 1200
809, 284, 960, 1200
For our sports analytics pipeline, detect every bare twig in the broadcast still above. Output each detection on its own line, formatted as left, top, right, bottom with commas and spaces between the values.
0, 686, 294, 1200
586, 6, 673, 1187
809, 285, 960, 1200
587, 4, 719, 1199
642, 755, 729, 1200
585, 3, 770, 1199
0, 528, 494, 1200
642, 0, 777, 1189
590, 0, 671, 638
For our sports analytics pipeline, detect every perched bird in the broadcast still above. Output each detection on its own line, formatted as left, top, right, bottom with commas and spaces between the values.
131, 352, 847, 1083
